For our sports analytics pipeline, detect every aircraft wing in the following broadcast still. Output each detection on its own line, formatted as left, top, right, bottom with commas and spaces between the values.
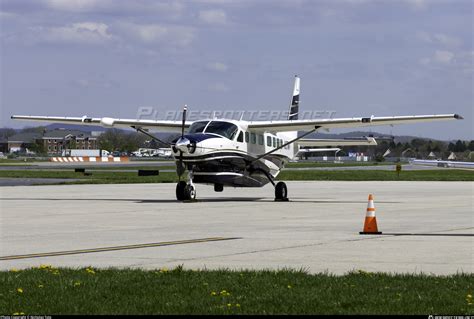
297, 137, 377, 147
10, 115, 191, 133
247, 114, 462, 132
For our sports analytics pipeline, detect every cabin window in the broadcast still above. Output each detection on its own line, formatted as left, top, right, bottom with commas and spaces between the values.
258, 135, 264, 145
188, 121, 209, 134
272, 137, 276, 147
204, 121, 238, 140
267, 136, 272, 147
250, 133, 256, 144
245, 132, 249, 143
237, 131, 244, 142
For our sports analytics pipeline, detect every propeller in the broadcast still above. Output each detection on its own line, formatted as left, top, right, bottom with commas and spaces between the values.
176, 105, 188, 177
181, 105, 187, 138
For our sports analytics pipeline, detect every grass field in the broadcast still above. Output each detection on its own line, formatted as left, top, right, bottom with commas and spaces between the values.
1, 267, 472, 315
0, 169, 472, 184
278, 169, 474, 181
285, 161, 396, 168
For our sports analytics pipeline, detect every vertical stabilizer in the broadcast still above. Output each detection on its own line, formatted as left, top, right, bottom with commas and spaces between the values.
288, 75, 300, 120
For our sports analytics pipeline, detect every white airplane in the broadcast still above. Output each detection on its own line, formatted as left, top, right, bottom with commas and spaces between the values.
11, 76, 462, 201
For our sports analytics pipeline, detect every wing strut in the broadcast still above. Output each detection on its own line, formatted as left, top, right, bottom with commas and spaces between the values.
132, 126, 172, 147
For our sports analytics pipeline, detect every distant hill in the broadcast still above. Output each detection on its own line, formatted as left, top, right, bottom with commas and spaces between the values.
45, 123, 107, 132
303, 131, 440, 143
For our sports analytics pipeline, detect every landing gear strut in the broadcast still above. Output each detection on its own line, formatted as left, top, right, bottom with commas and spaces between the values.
252, 167, 289, 201
176, 170, 196, 201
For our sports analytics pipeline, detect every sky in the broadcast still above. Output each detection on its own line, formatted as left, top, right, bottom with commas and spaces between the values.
0, 0, 472, 140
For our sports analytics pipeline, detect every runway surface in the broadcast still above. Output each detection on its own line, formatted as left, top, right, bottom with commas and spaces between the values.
1, 181, 472, 274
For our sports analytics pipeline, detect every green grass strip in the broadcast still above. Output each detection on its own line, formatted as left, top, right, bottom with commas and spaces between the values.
0, 169, 472, 184
1, 267, 473, 314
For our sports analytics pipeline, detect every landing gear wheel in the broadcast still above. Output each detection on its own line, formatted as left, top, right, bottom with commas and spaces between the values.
275, 182, 288, 201
184, 184, 196, 200
176, 181, 187, 201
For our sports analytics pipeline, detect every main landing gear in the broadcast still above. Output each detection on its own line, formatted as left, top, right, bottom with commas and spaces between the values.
274, 181, 288, 201
252, 168, 289, 202
176, 171, 196, 201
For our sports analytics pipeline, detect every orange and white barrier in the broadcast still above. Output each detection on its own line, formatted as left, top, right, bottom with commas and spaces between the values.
50, 156, 129, 163
359, 194, 382, 235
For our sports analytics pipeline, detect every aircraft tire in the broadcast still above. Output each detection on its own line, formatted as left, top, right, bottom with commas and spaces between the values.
176, 181, 187, 200
275, 182, 288, 201
184, 184, 196, 200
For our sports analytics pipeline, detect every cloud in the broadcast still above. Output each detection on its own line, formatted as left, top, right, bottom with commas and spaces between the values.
42, 0, 109, 12
404, 0, 427, 9
116, 22, 196, 47
198, 9, 227, 24
207, 62, 228, 72
0, 11, 18, 19
417, 31, 462, 47
208, 83, 229, 92
72, 78, 119, 89
433, 50, 455, 64
29, 22, 115, 45
421, 50, 473, 74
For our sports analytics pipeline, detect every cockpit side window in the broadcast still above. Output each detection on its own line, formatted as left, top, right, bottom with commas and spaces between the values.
204, 121, 239, 140
188, 121, 209, 134
237, 131, 244, 143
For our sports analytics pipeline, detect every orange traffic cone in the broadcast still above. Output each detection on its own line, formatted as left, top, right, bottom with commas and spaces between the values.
359, 194, 382, 235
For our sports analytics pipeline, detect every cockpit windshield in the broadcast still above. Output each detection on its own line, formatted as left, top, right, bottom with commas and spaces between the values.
188, 121, 209, 134
204, 121, 238, 140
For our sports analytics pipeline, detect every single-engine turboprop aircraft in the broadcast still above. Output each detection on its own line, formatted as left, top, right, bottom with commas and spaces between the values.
11, 76, 462, 201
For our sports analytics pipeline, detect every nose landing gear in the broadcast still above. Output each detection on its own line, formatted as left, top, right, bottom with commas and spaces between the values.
176, 170, 197, 201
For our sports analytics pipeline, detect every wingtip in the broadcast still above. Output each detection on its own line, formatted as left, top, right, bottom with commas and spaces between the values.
454, 114, 463, 120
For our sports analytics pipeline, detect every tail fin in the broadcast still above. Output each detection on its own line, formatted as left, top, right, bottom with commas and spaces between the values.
288, 75, 300, 120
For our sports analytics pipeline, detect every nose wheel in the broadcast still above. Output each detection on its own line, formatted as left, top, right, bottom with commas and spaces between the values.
176, 170, 197, 201
176, 181, 196, 201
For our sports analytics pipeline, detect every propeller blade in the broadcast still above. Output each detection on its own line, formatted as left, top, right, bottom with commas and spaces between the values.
181, 105, 187, 138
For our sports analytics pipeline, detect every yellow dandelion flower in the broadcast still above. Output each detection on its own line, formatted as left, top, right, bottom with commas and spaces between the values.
227, 303, 232, 307
10, 268, 19, 272
86, 268, 96, 275
74, 282, 81, 287
159, 267, 169, 273
236, 304, 241, 307
211, 292, 217, 296
38, 284, 44, 288
467, 294, 472, 299
39, 264, 52, 270
17, 288, 23, 294
287, 285, 292, 289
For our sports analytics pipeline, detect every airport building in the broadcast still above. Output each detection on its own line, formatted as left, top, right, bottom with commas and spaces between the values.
7, 129, 99, 155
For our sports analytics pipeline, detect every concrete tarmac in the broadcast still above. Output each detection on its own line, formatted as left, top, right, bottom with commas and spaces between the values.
1, 181, 472, 275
